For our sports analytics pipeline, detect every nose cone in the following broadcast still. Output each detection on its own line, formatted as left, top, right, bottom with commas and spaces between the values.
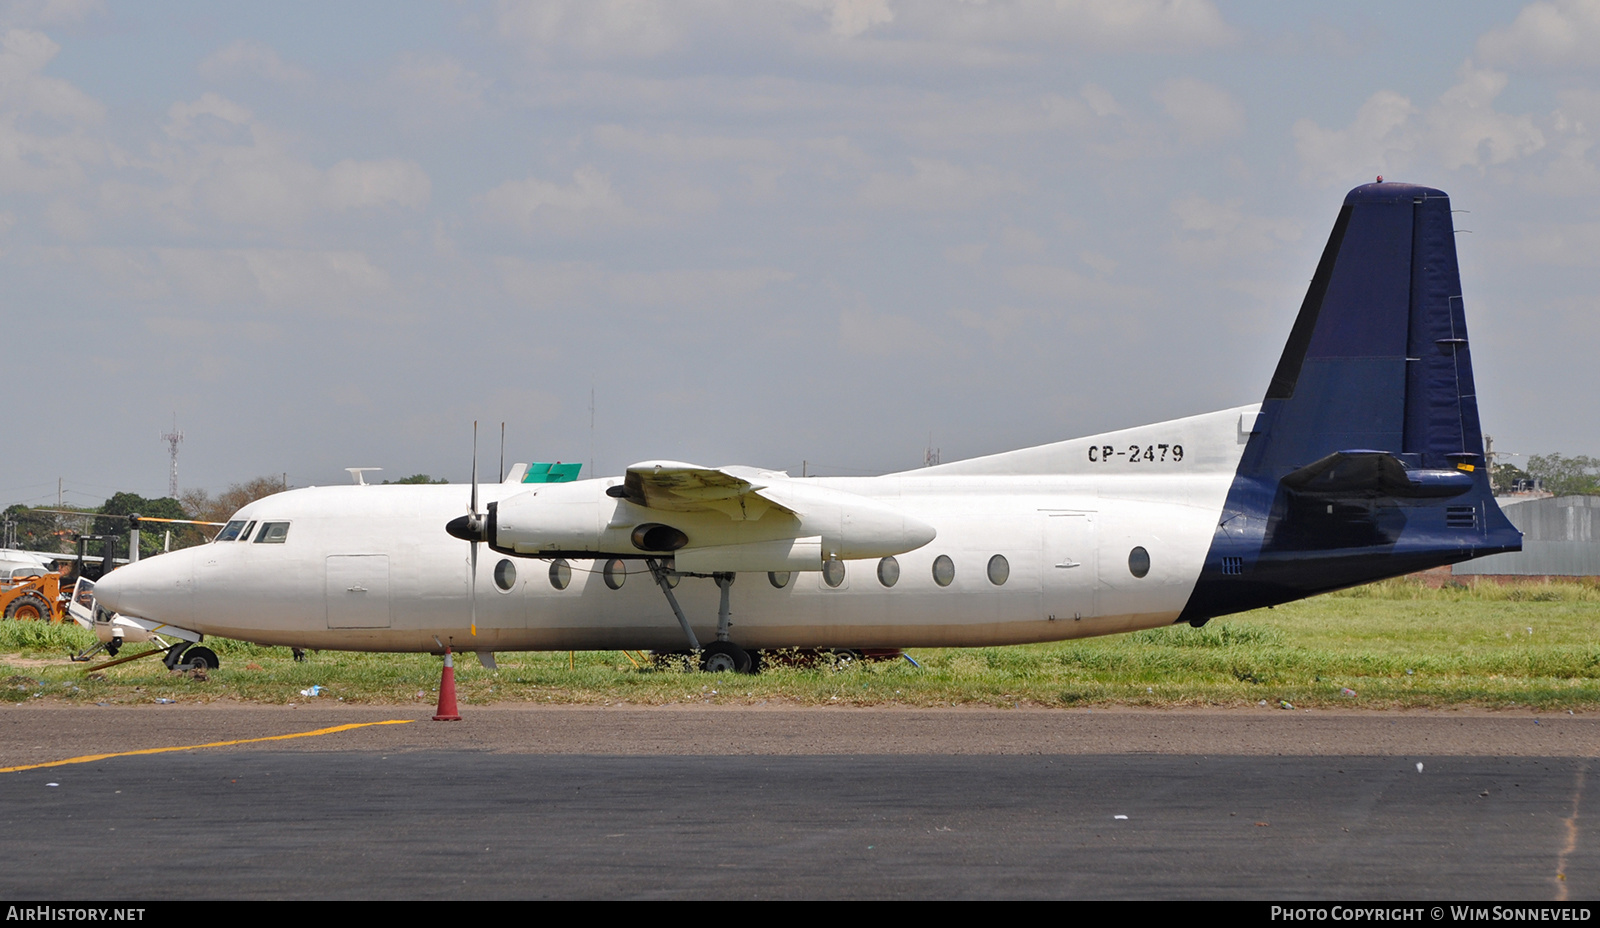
94, 551, 193, 624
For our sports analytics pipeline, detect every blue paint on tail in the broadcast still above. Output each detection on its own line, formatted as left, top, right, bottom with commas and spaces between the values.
1179, 183, 1521, 625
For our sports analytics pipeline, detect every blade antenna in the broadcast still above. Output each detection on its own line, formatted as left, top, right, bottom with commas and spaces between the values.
499, 421, 506, 483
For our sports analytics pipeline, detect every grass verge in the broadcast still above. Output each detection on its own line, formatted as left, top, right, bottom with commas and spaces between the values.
2, 577, 1597, 709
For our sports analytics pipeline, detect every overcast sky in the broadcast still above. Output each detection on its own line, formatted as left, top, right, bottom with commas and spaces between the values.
5, 0, 1598, 507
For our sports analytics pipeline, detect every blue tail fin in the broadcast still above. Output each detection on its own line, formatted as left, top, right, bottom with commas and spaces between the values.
1181, 183, 1520, 623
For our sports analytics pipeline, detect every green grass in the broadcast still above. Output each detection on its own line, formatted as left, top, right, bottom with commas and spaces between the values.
3, 577, 1597, 709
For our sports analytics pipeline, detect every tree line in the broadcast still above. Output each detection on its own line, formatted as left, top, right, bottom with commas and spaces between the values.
1492, 454, 1599, 496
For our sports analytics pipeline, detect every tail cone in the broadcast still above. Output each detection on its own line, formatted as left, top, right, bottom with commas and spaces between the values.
433, 647, 462, 721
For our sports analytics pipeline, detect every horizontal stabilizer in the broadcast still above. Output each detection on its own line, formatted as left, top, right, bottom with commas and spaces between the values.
1281, 450, 1474, 499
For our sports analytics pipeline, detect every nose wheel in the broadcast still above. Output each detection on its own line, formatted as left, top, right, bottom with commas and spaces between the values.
162, 643, 221, 672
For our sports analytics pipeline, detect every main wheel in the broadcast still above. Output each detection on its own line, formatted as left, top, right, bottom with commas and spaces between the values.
182, 646, 220, 671
4, 593, 52, 621
823, 648, 861, 671
700, 641, 752, 674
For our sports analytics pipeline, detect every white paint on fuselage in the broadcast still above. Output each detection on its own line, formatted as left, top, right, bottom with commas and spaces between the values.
94, 405, 1257, 653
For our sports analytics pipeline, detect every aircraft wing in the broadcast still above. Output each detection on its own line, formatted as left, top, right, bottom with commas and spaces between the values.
620, 461, 795, 522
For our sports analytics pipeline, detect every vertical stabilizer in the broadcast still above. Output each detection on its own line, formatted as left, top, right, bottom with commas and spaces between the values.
1181, 183, 1520, 623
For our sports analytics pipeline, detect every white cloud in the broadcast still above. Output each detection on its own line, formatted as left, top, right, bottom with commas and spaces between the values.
0, 0, 103, 28
389, 54, 492, 113
323, 159, 431, 211
949, 304, 1051, 342
198, 40, 312, 86
892, 0, 1239, 53
840, 305, 951, 358
828, 0, 893, 37
1292, 64, 1543, 186
1292, 91, 1415, 187
1477, 0, 1600, 71
492, 0, 679, 60
999, 264, 1152, 307
70, 246, 392, 309
1080, 84, 1122, 118
126, 93, 432, 229
1427, 66, 1544, 171
592, 125, 783, 162
0, 28, 106, 194
1169, 196, 1301, 264
790, 0, 894, 38
476, 166, 632, 233
157, 248, 391, 308
858, 158, 1026, 210
494, 257, 793, 312
1153, 77, 1244, 145
1506, 222, 1600, 267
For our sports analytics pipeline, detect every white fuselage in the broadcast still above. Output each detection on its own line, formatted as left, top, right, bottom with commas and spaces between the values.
94, 406, 1256, 653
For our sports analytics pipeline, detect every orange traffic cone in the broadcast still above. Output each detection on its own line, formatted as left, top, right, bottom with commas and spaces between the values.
433, 647, 462, 721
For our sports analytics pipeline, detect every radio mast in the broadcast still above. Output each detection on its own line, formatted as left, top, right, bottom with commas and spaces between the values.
162, 417, 184, 499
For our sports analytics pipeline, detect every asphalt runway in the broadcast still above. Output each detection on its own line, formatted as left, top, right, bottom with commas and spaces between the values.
1, 708, 1596, 899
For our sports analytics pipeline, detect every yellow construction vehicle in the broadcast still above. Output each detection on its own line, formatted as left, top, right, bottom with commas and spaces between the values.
0, 567, 67, 621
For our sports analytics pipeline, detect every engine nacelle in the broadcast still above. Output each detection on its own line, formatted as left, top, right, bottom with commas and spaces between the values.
488, 474, 936, 567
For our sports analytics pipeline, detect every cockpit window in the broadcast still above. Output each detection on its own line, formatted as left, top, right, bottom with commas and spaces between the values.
216, 520, 247, 542
254, 522, 290, 544
236, 521, 256, 541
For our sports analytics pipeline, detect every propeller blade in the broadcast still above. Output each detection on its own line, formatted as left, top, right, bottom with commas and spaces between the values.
470, 420, 480, 637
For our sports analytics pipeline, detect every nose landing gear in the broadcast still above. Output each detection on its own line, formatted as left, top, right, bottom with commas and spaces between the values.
162, 643, 221, 672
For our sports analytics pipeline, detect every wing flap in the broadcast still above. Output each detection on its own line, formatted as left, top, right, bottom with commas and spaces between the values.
622, 461, 794, 521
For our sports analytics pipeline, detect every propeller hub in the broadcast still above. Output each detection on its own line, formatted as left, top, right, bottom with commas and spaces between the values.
446, 514, 487, 543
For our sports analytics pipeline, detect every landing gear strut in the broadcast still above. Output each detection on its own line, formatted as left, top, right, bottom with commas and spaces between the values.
644, 560, 756, 674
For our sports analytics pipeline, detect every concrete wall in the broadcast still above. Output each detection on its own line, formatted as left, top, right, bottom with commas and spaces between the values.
1454, 496, 1600, 576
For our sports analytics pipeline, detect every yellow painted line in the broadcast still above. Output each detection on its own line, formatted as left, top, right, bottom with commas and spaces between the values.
0, 720, 414, 773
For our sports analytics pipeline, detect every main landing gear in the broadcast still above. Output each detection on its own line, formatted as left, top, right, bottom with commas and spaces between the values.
644, 559, 757, 674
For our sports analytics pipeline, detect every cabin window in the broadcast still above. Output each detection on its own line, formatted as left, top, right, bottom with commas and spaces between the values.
253, 522, 290, 544
1128, 546, 1150, 578
932, 555, 955, 587
987, 554, 1009, 586
822, 558, 845, 588
604, 558, 627, 590
768, 571, 791, 589
548, 559, 571, 591
216, 520, 247, 542
494, 559, 517, 592
877, 556, 899, 587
